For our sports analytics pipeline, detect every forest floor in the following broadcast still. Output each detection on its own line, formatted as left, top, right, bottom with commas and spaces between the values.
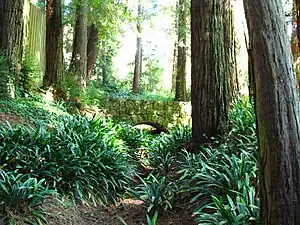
1, 111, 196, 225
45, 198, 195, 225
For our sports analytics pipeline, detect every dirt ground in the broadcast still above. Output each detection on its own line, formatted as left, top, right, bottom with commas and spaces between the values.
46, 198, 196, 225
0, 113, 26, 126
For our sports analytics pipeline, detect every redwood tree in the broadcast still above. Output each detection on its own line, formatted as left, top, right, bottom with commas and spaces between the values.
244, 0, 300, 224
69, 0, 88, 91
0, 0, 24, 99
191, 0, 229, 144
133, 1, 143, 93
175, 0, 187, 101
87, 23, 99, 84
223, 1, 238, 102
44, 0, 64, 88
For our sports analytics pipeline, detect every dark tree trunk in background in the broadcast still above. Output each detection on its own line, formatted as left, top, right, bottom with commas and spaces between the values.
0, 0, 24, 99
191, 0, 229, 144
70, 0, 88, 92
87, 23, 99, 84
291, 0, 300, 88
171, 42, 177, 93
175, 0, 187, 101
223, 1, 239, 102
133, 2, 143, 93
171, 0, 179, 93
101, 48, 108, 85
44, 0, 64, 88
297, 0, 300, 48
244, 0, 300, 224
99, 41, 113, 86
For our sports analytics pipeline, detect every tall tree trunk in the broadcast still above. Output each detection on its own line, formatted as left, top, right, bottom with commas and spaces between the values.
44, 0, 64, 89
296, 0, 300, 48
69, 0, 88, 92
175, 0, 187, 101
244, 1, 300, 224
171, 42, 177, 93
291, 0, 300, 88
191, 0, 229, 144
0, 0, 24, 99
87, 23, 99, 85
171, 0, 179, 93
223, 1, 239, 102
133, 2, 142, 93
101, 46, 108, 85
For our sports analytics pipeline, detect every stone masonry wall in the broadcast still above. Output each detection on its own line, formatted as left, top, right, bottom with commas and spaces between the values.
102, 98, 191, 127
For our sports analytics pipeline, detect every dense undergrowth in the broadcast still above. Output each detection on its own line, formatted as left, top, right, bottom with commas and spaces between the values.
0, 97, 259, 225
80, 83, 176, 107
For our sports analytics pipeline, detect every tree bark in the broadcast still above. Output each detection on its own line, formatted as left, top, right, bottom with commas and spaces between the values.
87, 23, 99, 85
175, 0, 187, 101
223, 1, 239, 102
297, 0, 300, 48
69, 0, 88, 92
0, 0, 24, 99
171, 0, 179, 93
101, 47, 108, 85
191, 0, 229, 144
133, 2, 143, 93
44, 0, 64, 88
243, 0, 300, 224
171, 42, 177, 93
291, 0, 300, 88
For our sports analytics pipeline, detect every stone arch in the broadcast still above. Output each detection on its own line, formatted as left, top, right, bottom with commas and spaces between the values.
134, 121, 168, 134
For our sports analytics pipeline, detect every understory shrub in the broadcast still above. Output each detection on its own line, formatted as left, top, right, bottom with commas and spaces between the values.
194, 188, 259, 225
0, 99, 68, 126
176, 98, 259, 224
0, 170, 57, 225
229, 97, 255, 135
127, 174, 177, 215
114, 122, 155, 160
147, 125, 192, 173
0, 97, 259, 224
0, 115, 134, 207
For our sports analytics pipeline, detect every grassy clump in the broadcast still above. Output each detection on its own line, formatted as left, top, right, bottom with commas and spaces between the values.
0, 97, 259, 225
0, 101, 136, 223
0, 98, 68, 127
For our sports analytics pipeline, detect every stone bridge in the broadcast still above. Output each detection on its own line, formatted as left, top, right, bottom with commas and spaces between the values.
101, 98, 191, 128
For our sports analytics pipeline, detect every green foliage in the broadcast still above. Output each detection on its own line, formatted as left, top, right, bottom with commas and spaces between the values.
140, 59, 164, 93
19, 54, 39, 96
119, 211, 159, 225
147, 125, 191, 172
63, 73, 83, 99
114, 123, 154, 161
195, 189, 260, 225
0, 170, 57, 225
145, 211, 159, 225
229, 97, 255, 135
80, 81, 174, 107
0, 115, 134, 206
0, 97, 260, 224
111, 91, 174, 102
178, 147, 257, 204
177, 146, 259, 224
0, 54, 13, 99
176, 99, 259, 224
127, 174, 177, 215
0, 99, 68, 126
